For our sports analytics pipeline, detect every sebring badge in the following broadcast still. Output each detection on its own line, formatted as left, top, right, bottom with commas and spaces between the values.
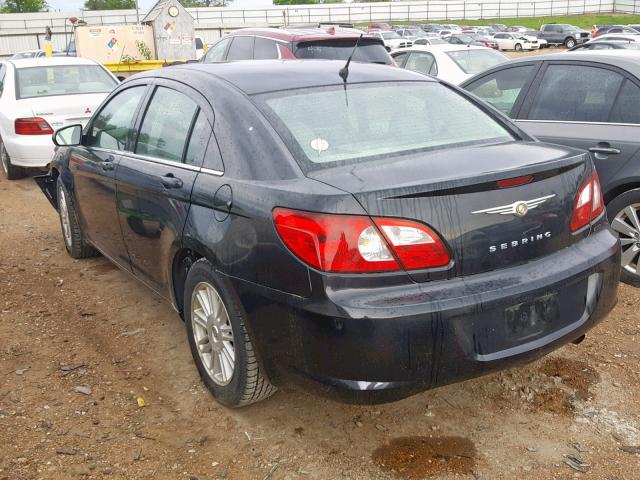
471, 194, 555, 217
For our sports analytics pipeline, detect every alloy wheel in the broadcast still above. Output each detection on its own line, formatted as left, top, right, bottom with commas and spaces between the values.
58, 188, 73, 248
612, 203, 640, 277
191, 282, 235, 386
0, 141, 8, 175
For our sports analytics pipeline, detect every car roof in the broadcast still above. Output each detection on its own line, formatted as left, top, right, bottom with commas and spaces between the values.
394, 44, 495, 53
143, 60, 434, 95
497, 50, 640, 75
7, 57, 100, 68
229, 27, 374, 42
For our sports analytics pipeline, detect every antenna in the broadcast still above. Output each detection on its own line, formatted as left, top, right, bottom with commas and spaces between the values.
339, 33, 363, 83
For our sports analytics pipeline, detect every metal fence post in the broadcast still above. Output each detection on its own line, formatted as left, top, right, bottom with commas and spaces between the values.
498, 0, 501, 19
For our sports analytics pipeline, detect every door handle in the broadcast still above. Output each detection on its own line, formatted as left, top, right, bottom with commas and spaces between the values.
101, 154, 115, 171
589, 144, 620, 155
160, 174, 183, 189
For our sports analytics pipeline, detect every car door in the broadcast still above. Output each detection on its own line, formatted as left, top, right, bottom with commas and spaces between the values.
515, 61, 640, 190
71, 84, 148, 267
115, 80, 212, 298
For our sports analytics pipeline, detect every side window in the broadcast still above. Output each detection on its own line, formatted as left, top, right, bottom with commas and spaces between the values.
528, 65, 623, 122
227, 36, 254, 61
88, 86, 146, 151
195, 37, 203, 50
185, 111, 212, 167
203, 37, 230, 63
135, 87, 198, 162
465, 65, 535, 116
610, 80, 640, 124
0, 64, 6, 97
392, 52, 409, 67
254, 37, 278, 60
405, 52, 436, 76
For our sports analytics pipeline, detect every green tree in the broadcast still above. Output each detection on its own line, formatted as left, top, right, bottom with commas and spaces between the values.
0, 0, 47, 13
181, 0, 233, 6
83, 0, 135, 10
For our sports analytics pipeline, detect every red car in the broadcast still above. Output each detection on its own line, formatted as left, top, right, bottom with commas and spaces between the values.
367, 22, 393, 32
201, 27, 393, 65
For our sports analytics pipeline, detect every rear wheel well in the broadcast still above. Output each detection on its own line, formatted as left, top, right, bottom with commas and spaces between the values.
604, 182, 640, 206
172, 248, 204, 317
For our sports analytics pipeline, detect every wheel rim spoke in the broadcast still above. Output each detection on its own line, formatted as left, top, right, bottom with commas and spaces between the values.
621, 245, 640, 269
612, 217, 637, 237
220, 324, 234, 342
624, 205, 640, 232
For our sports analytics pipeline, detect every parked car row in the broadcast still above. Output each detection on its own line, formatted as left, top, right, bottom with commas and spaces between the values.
1, 24, 637, 412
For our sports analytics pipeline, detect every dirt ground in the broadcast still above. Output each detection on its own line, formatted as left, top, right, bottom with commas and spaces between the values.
2, 164, 640, 480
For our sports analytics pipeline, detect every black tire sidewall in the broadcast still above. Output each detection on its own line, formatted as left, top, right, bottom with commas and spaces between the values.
0, 138, 24, 181
606, 188, 640, 287
184, 260, 250, 407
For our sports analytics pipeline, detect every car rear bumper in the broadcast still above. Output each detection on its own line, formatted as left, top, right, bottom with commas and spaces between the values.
3, 134, 53, 168
233, 227, 619, 401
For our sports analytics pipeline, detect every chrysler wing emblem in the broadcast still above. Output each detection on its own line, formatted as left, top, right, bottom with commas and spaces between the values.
472, 194, 555, 217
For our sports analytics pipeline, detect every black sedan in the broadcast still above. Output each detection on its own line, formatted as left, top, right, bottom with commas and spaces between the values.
38, 61, 620, 407
461, 52, 640, 286
569, 41, 640, 50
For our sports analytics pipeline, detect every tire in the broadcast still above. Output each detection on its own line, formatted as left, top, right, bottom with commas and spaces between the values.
564, 37, 576, 49
184, 258, 276, 407
0, 137, 25, 180
607, 189, 640, 287
514, 43, 523, 51
56, 178, 98, 259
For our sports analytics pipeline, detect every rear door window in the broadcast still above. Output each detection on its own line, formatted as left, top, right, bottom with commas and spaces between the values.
185, 111, 212, 167
227, 36, 254, 61
405, 52, 437, 76
392, 51, 409, 67
465, 64, 535, 116
88, 86, 146, 151
135, 87, 198, 162
610, 80, 640, 124
203, 37, 230, 63
0, 64, 6, 97
254, 37, 279, 59
527, 64, 623, 122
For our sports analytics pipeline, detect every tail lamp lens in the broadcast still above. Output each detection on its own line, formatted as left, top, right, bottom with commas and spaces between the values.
15, 117, 54, 135
571, 171, 605, 232
273, 208, 450, 273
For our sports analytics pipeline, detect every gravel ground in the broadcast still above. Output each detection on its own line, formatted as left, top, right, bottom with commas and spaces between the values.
1, 145, 640, 479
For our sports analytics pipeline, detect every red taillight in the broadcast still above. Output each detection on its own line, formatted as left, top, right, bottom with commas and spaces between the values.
15, 117, 53, 135
571, 171, 605, 232
273, 208, 450, 273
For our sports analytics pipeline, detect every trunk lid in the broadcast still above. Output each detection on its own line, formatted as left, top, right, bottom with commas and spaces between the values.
20, 93, 108, 131
308, 141, 590, 282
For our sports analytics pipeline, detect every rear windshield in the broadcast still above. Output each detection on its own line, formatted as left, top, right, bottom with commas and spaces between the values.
16, 65, 116, 99
445, 49, 507, 74
255, 82, 513, 171
294, 39, 391, 65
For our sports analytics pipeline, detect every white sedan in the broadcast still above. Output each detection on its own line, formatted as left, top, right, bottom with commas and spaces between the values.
391, 44, 509, 84
0, 57, 118, 180
492, 32, 540, 51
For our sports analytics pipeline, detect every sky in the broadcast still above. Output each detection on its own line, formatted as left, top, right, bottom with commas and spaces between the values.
47, 0, 272, 13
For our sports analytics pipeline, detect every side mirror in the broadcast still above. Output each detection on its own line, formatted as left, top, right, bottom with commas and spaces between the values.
53, 124, 82, 147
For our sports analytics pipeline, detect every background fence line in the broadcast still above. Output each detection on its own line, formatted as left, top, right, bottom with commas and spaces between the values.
1, 0, 639, 56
